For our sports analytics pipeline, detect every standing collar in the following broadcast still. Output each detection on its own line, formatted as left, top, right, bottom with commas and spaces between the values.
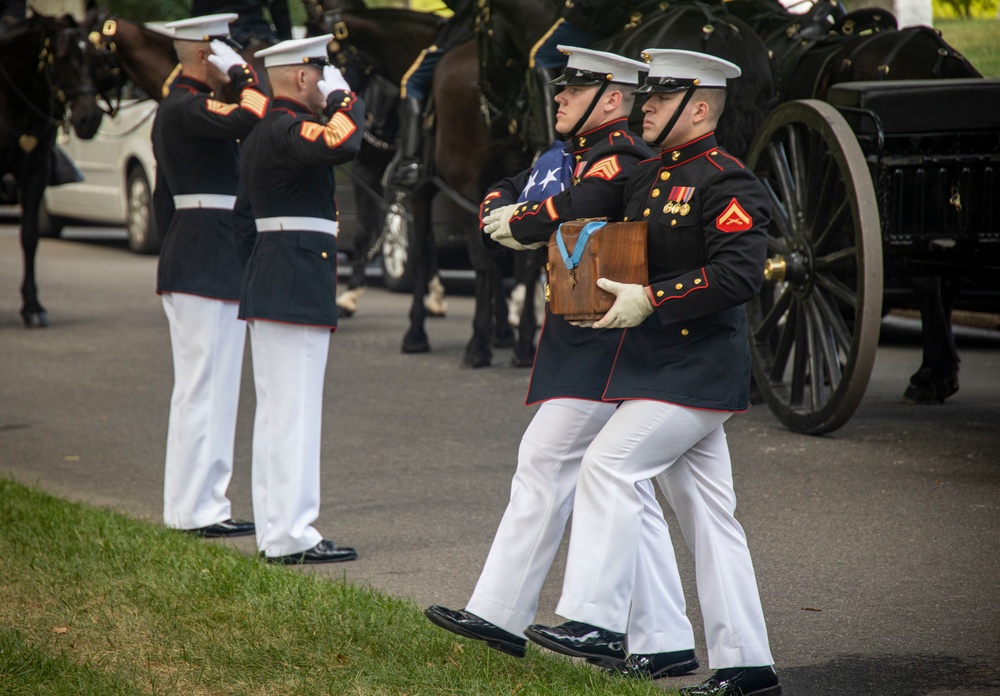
269, 97, 314, 115
660, 132, 718, 165
171, 74, 213, 94
566, 117, 632, 154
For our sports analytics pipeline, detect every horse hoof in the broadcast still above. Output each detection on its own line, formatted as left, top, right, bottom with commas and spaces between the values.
461, 343, 492, 368
492, 324, 515, 349
511, 339, 535, 368
901, 369, 959, 404
22, 310, 48, 328
402, 332, 430, 354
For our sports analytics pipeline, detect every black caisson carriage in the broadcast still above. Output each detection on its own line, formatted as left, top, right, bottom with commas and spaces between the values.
703, 0, 1000, 434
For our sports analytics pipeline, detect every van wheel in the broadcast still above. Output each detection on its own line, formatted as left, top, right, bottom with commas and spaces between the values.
126, 166, 160, 254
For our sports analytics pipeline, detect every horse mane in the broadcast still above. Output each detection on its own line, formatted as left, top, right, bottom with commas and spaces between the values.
0, 12, 67, 49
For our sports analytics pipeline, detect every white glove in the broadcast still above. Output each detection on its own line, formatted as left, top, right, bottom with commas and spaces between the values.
318, 64, 351, 98
482, 203, 517, 238
489, 230, 546, 251
591, 278, 654, 329
207, 39, 245, 75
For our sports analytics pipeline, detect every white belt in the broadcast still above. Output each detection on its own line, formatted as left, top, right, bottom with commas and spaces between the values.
255, 216, 339, 237
173, 194, 237, 210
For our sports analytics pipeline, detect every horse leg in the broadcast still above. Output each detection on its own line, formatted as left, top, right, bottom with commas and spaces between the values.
425, 251, 448, 318
461, 227, 496, 368
337, 195, 372, 318
402, 188, 433, 353
339, 144, 389, 318
19, 176, 48, 328
512, 249, 543, 367
902, 276, 960, 404
492, 262, 514, 349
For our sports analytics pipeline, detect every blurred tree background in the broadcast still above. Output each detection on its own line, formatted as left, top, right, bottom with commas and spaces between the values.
97, 0, 447, 22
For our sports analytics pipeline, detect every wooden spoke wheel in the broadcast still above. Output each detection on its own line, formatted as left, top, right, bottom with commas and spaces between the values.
746, 100, 883, 435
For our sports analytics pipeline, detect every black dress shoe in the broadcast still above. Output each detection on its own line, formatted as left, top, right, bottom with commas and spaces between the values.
524, 621, 626, 661
184, 518, 255, 538
611, 649, 700, 679
424, 605, 527, 658
679, 666, 781, 695
266, 539, 357, 565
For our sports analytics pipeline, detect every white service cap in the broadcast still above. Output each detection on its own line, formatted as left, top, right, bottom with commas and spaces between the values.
164, 13, 237, 42
254, 35, 333, 68
636, 49, 741, 93
550, 45, 648, 87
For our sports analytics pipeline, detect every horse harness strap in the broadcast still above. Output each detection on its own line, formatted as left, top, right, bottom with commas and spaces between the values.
86, 15, 124, 116
322, 11, 366, 73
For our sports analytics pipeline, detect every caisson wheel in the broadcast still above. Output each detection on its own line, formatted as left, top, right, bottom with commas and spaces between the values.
746, 99, 883, 435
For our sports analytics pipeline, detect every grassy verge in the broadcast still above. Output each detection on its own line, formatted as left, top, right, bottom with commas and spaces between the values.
0, 478, 671, 695
936, 18, 1000, 77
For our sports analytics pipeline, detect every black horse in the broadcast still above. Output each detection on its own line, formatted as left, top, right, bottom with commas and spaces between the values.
314, 4, 545, 367
303, 1, 448, 319
0, 13, 106, 327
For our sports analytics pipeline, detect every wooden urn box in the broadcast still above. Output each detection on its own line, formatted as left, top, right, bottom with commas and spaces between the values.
546, 220, 648, 321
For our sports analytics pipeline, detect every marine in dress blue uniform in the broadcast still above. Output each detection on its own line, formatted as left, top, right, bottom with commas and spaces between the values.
153, 13, 268, 538
234, 35, 364, 564
425, 48, 702, 680
526, 50, 782, 696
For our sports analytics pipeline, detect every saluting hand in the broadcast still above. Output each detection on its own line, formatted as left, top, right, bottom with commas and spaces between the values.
591, 278, 654, 329
208, 39, 246, 75
318, 65, 351, 98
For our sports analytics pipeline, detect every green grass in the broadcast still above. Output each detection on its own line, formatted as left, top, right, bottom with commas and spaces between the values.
936, 18, 1000, 77
0, 478, 671, 695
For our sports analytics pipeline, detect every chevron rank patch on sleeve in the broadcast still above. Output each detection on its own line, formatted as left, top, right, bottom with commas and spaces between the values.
240, 89, 268, 118
322, 112, 357, 148
716, 197, 752, 232
584, 155, 622, 181
205, 99, 238, 116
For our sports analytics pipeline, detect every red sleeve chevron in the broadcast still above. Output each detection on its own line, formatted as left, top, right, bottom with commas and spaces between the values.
583, 155, 622, 181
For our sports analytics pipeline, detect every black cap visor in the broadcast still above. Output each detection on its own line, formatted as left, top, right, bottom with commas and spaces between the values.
549, 67, 609, 87
634, 76, 699, 95
302, 56, 332, 68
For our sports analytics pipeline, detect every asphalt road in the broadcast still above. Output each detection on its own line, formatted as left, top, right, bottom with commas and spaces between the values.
1, 224, 999, 695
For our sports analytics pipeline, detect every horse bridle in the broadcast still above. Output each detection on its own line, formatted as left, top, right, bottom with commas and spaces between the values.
317, 9, 396, 152
0, 24, 103, 130
84, 13, 131, 116
319, 11, 375, 85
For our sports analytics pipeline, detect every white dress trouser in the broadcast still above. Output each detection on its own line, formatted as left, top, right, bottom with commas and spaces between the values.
556, 400, 774, 669
248, 320, 328, 557
161, 293, 245, 530
466, 399, 694, 654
